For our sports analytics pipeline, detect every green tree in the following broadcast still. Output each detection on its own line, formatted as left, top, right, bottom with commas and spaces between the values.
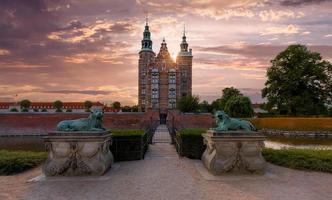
198, 100, 211, 112
210, 87, 243, 112
131, 105, 139, 112
177, 95, 200, 113
224, 96, 254, 118
122, 106, 131, 112
262, 44, 332, 115
84, 100, 93, 112
112, 101, 121, 109
20, 99, 31, 112
53, 100, 63, 112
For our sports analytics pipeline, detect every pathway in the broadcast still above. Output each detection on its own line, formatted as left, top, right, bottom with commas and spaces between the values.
1, 128, 332, 200
152, 124, 172, 144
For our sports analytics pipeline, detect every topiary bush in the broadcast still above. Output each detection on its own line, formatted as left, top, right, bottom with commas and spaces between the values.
110, 129, 148, 161
175, 128, 206, 159
0, 150, 47, 175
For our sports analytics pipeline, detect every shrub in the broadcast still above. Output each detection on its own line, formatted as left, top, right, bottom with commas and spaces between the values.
33, 108, 39, 112
10, 108, 18, 112
175, 128, 206, 159
110, 129, 147, 161
263, 148, 332, 173
41, 108, 47, 112
0, 150, 47, 175
66, 109, 72, 112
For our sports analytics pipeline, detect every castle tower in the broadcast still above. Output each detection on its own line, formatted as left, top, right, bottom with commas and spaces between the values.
138, 20, 155, 112
176, 27, 193, 98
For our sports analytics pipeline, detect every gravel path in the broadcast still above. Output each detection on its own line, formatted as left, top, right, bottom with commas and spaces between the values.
1, 143, 332, 200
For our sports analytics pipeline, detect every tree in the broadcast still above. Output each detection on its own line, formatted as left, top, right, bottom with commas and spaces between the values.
177, 95, 200, 113
210, 87, 243, 112
84, 101, 93, 112
122, 106, 131, 112
112, 101, 121, 109
198, 100, 211, 112
262, 44, 332, 115
131, 105, 139, 112
53, 100, 63, 112
224, 96, 254, 118
20, 99, 31, 112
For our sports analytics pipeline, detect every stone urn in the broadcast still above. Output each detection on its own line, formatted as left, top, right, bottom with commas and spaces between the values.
43, 131, 113, 176
202, 130, 266, 175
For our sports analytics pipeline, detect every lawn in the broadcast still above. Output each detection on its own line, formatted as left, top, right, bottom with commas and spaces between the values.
262, 148, 332, 173
0, 150, 47, 175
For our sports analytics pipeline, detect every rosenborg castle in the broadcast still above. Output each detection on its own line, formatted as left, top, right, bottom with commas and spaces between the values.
138, 21, 193, 114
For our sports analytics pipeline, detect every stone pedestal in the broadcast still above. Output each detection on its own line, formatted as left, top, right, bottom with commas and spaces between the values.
202, 130, 266, 175
43, 131, 113, 176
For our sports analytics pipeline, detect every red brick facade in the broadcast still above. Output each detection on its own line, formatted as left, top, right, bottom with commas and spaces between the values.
138, 22, 193, 113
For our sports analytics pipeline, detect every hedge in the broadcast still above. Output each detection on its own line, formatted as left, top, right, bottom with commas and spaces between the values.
250, 118, 332, 131
175, 128, 206, 159
110, 129, 148, 161
262, 148, 332, 173
0, 150, 47, 175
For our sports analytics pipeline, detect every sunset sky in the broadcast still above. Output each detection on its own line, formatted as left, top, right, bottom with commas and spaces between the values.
0, 0, 332, 105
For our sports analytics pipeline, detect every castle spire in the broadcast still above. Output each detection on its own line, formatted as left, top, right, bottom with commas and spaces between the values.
180, 25, 188, 52
140, 17, 153, 52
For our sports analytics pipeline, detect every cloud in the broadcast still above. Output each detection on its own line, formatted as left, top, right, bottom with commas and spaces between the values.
0, 49, 10, 55
260, 24, 301, 35
277, 0, 330, 7
44, 90, 112, 95
259, 10, 304, 22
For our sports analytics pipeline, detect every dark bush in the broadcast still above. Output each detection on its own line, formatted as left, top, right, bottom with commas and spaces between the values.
175, 128, 206, 159
10, 108, 18, 112
110, 129, 148, 161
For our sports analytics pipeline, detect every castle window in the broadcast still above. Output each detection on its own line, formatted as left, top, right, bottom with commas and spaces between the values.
182, 69, 187, 77
168, 88, 176, 99
169, 72, 176, 84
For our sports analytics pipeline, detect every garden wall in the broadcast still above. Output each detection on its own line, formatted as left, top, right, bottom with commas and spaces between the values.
0, 111, 160, 136
167, 111, 213, 131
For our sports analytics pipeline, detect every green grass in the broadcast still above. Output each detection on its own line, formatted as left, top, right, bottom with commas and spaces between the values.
176, 128, 206, 136
111, 129, 145, 137
263, 148, 332, 173
0, 150, 47, 175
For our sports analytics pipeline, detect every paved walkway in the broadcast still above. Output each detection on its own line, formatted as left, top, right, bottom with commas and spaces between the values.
18, 144, 332, 200
152, 124, 172, 144
1, 142, 332, 200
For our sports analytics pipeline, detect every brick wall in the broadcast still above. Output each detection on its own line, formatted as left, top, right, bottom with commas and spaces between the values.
167, 111, 214, 131
0, 111, 160, 136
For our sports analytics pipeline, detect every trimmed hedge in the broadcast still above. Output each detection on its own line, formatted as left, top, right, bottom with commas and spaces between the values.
110, 129, 148, 161
175, 128, 206, 159
262, 148, 332, 173
0, 150, 47, 175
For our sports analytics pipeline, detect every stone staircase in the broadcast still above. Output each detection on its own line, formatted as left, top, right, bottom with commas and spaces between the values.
152, 124, 172, 144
